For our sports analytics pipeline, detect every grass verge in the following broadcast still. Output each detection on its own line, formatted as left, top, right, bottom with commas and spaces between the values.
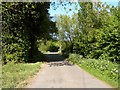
2, 62, 43, 88
68, 54, 118, 88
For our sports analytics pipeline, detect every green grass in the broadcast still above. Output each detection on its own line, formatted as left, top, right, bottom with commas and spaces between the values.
2, 62, 43, 88
68, 54, 118, 88
78, 63, 118, 88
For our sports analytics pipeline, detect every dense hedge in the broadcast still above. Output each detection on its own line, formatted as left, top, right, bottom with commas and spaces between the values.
2, 2, 52, 63
2, 31, 30, 63
73, 2, 120, 62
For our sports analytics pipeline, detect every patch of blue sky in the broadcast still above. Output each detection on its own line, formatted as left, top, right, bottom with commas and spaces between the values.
48, 2, 79, 17
48, 0, 118, 21
100, 0, 118, 6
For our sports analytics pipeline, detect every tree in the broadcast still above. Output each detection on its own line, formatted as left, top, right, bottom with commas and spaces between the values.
56, 14, 79, 53
2, 2, 56, 63
74, 2, 119, 61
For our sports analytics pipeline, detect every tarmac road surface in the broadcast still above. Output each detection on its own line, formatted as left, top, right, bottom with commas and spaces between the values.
26, 53, 113, 88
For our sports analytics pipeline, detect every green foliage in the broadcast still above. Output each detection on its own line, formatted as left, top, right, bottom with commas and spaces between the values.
56, 14, 79, 53
38, 40, 59, 52
73, 2, 120, 62
68, 54, 118, 87
2, 32, 30, 63
48, 45, 59, 52
2, 2, 54, 63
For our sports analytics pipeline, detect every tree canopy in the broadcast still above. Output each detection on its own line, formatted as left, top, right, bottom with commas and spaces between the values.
1, 2, 119, 63
2, 2, 56, 63
56, 2, 119, 62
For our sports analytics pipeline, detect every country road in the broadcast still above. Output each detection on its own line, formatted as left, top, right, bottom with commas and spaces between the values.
26, 53, 113, 88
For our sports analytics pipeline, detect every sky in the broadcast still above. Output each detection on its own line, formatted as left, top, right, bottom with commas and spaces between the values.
48, 0, 119, 19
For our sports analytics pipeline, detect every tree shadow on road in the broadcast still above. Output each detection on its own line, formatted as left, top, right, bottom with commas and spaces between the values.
45, 53, 64, 62
48, 60, 73, 67
32, 52, 73, 67
44, 52, 73, 67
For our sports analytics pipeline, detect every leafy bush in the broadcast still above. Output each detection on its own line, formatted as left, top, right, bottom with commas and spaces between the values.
2, 32, 30, 63
72, 3, 119, 62
38, 40, 59, 52
2, 2, 53, 63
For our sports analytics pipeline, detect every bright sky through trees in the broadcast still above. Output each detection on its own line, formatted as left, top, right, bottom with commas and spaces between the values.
48, 0, 118, 20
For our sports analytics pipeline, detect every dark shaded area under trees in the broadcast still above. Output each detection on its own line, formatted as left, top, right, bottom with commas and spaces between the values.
2, 2, 57, 63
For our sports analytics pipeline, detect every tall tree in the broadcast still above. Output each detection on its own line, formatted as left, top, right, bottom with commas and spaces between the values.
56, 14, 79, 53
2, 2, 56, 63
75, 2, 119, 61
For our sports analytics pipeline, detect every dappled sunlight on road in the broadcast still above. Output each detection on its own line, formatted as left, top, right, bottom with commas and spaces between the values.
48, 60, 73, 67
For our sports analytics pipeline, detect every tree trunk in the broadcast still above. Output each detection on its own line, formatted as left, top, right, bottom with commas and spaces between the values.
70, 42, 73, 53
28, 33, 36, 62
